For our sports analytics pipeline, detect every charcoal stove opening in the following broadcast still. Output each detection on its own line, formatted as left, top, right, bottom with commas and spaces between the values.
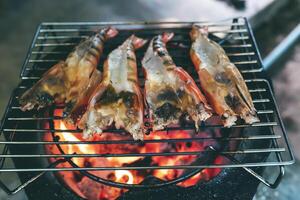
42, 108, 237, 200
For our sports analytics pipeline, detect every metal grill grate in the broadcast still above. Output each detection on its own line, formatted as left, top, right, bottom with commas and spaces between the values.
0, 18, 294, 192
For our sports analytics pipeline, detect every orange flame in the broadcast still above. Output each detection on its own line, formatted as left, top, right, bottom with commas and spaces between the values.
57, 122, 96, 166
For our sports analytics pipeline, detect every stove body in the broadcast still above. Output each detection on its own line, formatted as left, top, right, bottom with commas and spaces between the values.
10, 126, 270, 200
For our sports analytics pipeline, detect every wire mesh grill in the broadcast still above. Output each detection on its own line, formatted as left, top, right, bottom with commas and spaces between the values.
0, 18, 294, 191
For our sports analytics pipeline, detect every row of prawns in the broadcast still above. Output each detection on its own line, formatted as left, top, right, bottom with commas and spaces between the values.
19, 26, 259, 140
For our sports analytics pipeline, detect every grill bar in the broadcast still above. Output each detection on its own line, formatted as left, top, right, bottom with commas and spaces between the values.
0, 148, 286, 158
0, 134, 282, 144
0, 17, 294, 192
39, 28, 248, 33
0, 161, 294, 172
1, 121, 279, 132
30, 51, 253, 56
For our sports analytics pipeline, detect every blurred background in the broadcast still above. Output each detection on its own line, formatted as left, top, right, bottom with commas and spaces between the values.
0, 0, 299, 199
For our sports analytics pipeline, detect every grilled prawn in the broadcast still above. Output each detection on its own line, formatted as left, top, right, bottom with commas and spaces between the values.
79, 35, 147, 140
19, 27, 118, 120
142, 33, 212, 131
190, 25, 259, 127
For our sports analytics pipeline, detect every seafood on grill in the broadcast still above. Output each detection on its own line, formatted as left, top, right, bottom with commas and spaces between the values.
189, 25, 260, 127
142, 32, 212, 131
79, 35, 147, 140
19, 27, 118, 120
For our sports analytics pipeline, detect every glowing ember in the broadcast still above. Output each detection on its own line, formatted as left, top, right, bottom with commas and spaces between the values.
115, 170, 134, 184
44, 109, 225, 200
